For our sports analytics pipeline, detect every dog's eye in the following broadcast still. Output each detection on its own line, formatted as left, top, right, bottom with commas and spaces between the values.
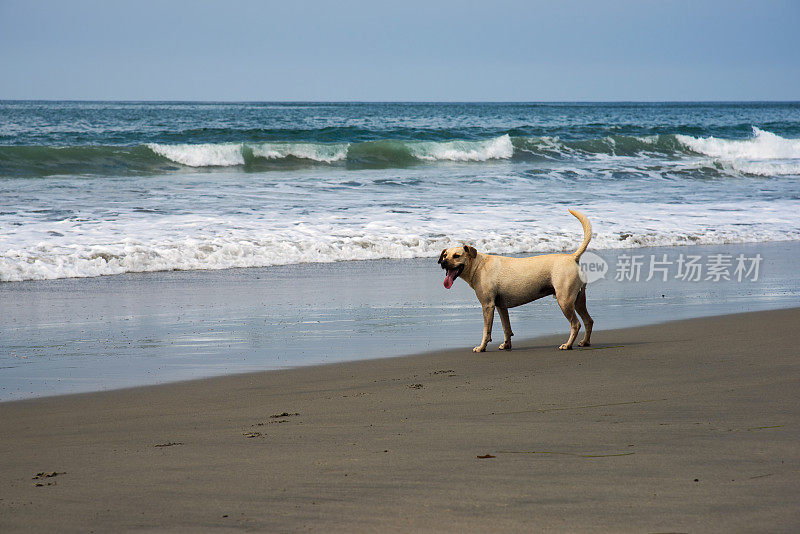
453, 254, 461, 258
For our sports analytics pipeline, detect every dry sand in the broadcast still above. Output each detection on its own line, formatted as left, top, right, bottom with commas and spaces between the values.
1, 308, 799, 532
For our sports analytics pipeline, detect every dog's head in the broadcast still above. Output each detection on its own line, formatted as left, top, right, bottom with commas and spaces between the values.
438, 245, 477, 289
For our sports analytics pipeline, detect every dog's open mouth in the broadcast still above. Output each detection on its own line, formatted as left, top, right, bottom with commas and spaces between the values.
443, 265, 463, 289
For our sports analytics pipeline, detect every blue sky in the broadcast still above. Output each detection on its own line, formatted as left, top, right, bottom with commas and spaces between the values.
1, 0, 798, 101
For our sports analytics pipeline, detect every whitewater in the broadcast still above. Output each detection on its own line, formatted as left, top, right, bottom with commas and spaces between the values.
1, 101, 799, 282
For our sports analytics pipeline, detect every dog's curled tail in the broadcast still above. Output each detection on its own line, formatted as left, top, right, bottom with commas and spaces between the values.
569, 209, 592, 261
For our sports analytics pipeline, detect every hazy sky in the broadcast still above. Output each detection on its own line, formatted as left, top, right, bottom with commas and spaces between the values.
1, 0, 798, 101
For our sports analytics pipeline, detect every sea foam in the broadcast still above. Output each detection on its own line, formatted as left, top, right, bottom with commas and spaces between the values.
3, 201, 799, 282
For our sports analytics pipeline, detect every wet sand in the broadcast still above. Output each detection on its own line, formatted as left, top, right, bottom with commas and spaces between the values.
2, 240, 799, 401
1, 308, 798, 532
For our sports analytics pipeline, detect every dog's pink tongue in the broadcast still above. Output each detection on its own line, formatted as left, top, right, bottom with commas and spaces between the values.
443, 270, 456, 289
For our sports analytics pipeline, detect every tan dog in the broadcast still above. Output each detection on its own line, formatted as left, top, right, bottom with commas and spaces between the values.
438, 209, 593, 352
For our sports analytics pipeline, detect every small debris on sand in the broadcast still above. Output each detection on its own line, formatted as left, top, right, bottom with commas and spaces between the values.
32, 472, 64, 480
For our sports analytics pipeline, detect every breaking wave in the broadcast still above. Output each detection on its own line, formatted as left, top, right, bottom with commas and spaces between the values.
675, 127, 800, 176
1, 129, 799, 176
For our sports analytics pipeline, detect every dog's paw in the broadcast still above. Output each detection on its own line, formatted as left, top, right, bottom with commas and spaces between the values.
498, 341, 512, 351
578, 341, 591, 347
558, 343, 573, 350
473, 346, 486, 353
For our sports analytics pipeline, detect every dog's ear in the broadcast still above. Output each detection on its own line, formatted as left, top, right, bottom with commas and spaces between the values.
463, 245, 477, 259
438, 249, 447, 264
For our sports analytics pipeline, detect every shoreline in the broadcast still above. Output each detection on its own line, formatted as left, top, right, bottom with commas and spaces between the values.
1, 304, 797, 408
3, 236, 797, 285
2, 240, 799, 401
1, 307, 798, 531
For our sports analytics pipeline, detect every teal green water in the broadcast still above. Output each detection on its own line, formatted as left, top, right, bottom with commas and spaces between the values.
1, 101, 799, 175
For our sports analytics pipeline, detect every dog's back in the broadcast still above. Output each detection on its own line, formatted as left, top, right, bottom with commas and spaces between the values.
479, 253, 581, 308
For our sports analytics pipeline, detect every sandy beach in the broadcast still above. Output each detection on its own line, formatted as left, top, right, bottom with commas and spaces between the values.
3, 5, 800, 532
1, 307, 798, 532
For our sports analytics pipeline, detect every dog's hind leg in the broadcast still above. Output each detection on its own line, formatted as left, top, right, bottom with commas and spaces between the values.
497, 306, 513, 350
574, 286, 593, 347
556, 293, 581, 350
473, 303, 495, 353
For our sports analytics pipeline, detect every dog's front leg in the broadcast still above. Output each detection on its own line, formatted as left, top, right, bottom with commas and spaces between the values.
473, 303, 495, 352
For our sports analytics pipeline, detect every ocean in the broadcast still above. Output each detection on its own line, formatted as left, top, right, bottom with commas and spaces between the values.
1, 101, 800, 282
